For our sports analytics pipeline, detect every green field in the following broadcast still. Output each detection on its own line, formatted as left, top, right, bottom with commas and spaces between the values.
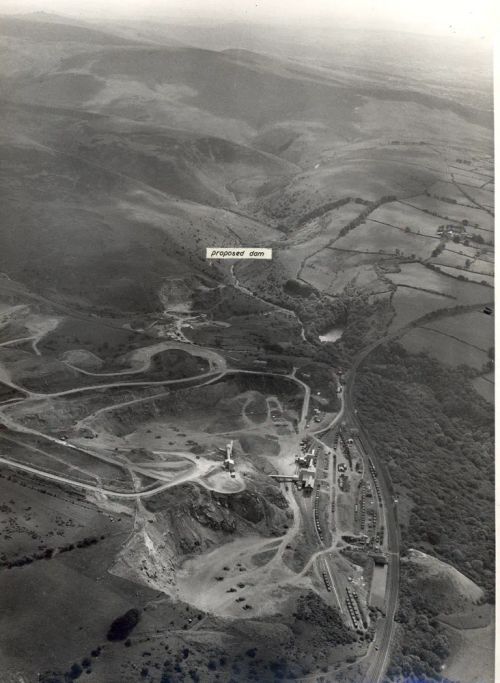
335, 219, 435, 258
437, 265, 493, 286
401, 327, 489, 369
387, 263, 492, 303
389, 287, 452, 330
432, 250, 475, 270
369, 201, 445, 237
427, 310, 493, 350
407, 195, 494, 233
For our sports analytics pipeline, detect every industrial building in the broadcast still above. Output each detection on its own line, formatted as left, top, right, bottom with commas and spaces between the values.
224, 440, 236, 477
296, 452, 317, 491
269, 448, 317, 492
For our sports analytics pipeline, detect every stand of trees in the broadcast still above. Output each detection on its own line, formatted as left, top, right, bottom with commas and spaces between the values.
0, 536, 103, 569
107, 608, 141, 641
355, 343, 494, 679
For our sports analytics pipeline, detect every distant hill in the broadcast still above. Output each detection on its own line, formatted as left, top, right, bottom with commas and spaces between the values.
0, 18, 493, 314
0, 14, 142, 45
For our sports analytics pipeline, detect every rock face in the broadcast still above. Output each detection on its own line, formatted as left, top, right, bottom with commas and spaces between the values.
112, 480, 290, 597
110, 526, 177, 595
145, 481, 289, 552
214, 487, 288, 525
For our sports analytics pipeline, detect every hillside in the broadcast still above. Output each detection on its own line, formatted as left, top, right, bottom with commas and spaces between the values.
0, 17, 493, 318
0, 14, 494, 683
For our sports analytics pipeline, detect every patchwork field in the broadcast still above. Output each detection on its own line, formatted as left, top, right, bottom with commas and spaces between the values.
425, 310, 494, 350
369, 201, 445, 237
430, 252, 469, 271
436, 265, 493, 286
406, 195, 494, 233
335, 220, 435, 258
431, 247, 486, 270
428, 180, 483, 207
278, 202, 368, 277
454, 184, 494, 210
387, 263, 492, 303
467, 257, 495, 277
389, 288, 452, 330
401, 327, 490, 370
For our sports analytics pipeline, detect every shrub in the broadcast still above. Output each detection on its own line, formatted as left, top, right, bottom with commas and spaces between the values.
107, 609, 141, 641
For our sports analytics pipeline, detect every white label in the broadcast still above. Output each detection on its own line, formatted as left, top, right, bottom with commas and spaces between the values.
206, 247, 272, 260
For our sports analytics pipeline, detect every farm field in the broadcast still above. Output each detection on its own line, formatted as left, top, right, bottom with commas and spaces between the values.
427, 180, 482, 207
334, 219, 435, 258
425, 310, 494, 351
436, 265, 494, 286
386, 263, 492, 304
431, 249, 476, 270
469, 257, 495, 276
442, 243, 479, 258
432, 250, 494, 276
369, 201, 445, 237
405, 195, 494, 233
454, 183, 494, 209
389, 287, 452, 330
400, 327, 489, 370
451, 170, 492, 188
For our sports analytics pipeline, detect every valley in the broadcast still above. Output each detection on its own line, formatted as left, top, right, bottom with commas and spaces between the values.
0, 11, 494, 683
